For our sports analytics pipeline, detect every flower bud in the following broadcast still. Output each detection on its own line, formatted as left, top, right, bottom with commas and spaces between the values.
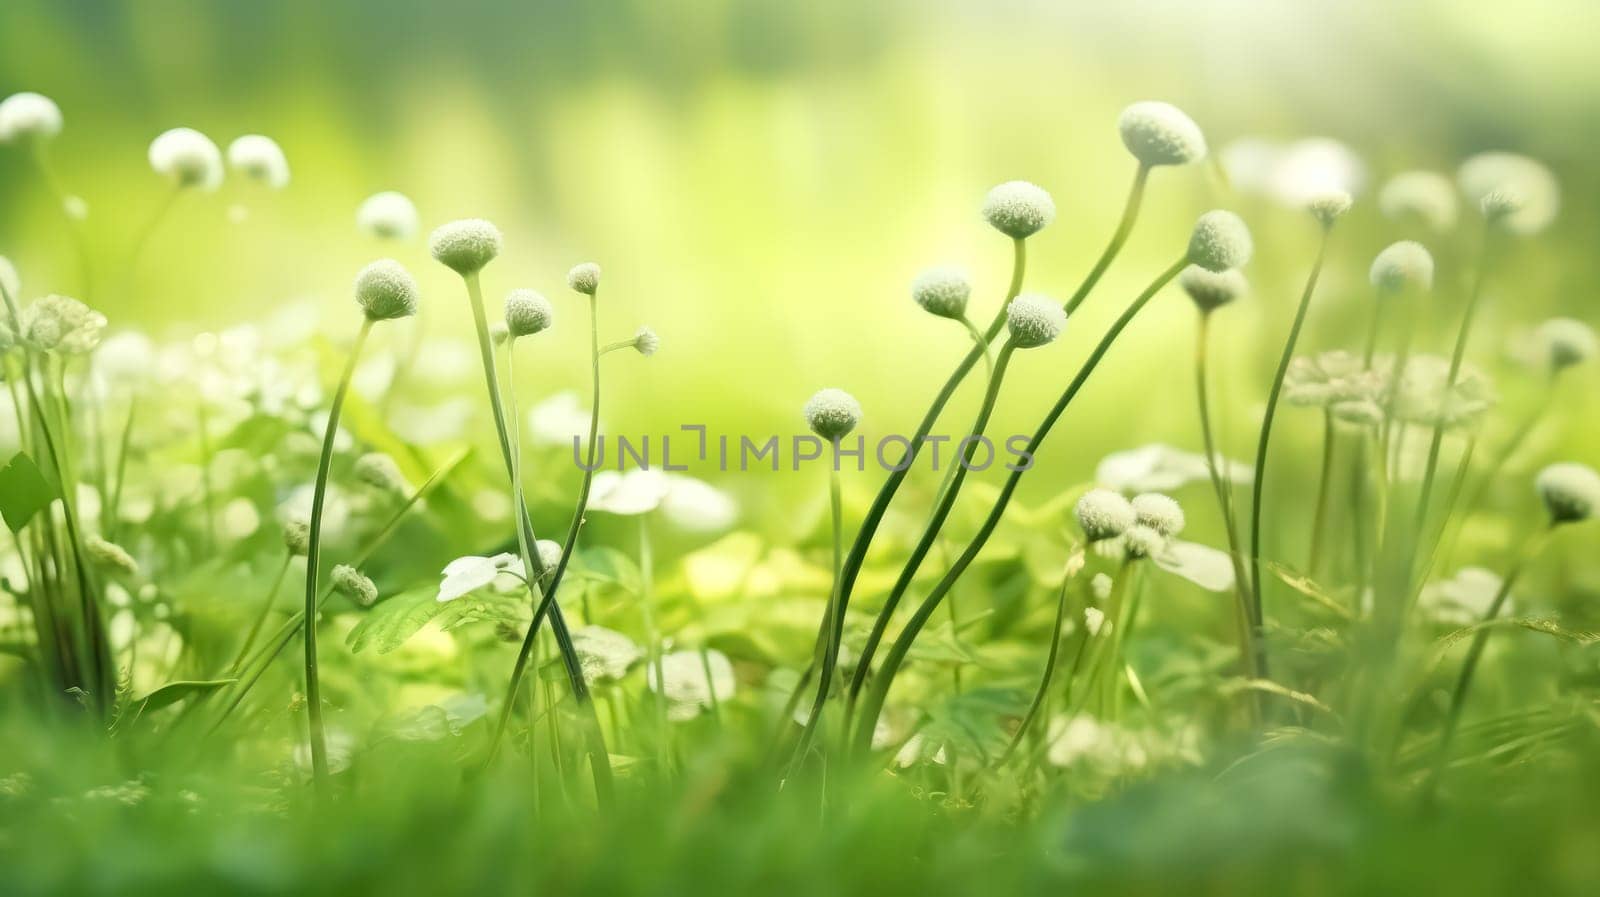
910, 266, 972, 320
1179, 265, 1247, 313
357, 191, 418, 240
982, 180, 1055, 239
1378, 171, 1457, 232
353, 259, 420, 322
0, 92, 63, 143
804, 388, 862, 441
504, 289, 554, 338
1005, 293, 1066, 348
226, 135, 290, 189
1131, 493, 1185, 537
148, 127, 224, 191
1075, 489, 1136, 542
1535, 462, 1600, 524
1122, 524, 1167, 559
1306, 189, 1353, 225
633, 327, 660, 357
1458, 152, 1558, 236
85, 535, 139, 576
1537, 318, 1596, 372
282, 518, 310, 556
1117, 101, 1206, 167
331, 564, 378, 608
490, 322, 510, 346
567, 262, 601, 295
536, 539, 563, 575
353, 452, 410, 498
1188, 210, 1253, 272
17, 295, 105, 355
429, 218, 503, 275
1369, 241, 1434, 294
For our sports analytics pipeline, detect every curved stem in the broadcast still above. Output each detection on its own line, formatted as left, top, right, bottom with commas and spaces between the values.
1246, 226, 1333, 678
31, 143, 94, 298
1195, 312, 1259, 683
127, 185, 182, 280
786, 467, 846, 772
230, 553, 292, 673
302, 317, 373, 791
1064, 164, 1150, 316
460, 273, 613, 805
957, 314, 995, 380
840, 343, 1017, 726
999, 548, 1084, 763
1307, 410, 1337, 577
850, 257, 1187, 755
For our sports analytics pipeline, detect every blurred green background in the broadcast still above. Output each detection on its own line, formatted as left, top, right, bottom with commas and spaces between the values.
2, 0, 1596, 529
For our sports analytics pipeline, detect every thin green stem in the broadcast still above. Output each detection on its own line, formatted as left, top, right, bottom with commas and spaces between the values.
1246, 226, 1333, 679
1307, 410, 1337, 577
301, 317, 372, 791
230, 553, 292, 673
999, 548, 1084, 763
957, 314, 995, 380
788, 466, 847, 770
31, 142, 94, 298
639, 516, 669, 763
1064, 164, 1150, 316
850, 257, 1187, 755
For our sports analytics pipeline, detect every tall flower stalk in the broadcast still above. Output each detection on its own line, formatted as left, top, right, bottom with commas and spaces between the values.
300, 259, 418, 789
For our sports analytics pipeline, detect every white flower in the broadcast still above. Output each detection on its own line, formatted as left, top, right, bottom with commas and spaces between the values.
647, 649, 736, 720
659, 475, 738, 533
1095, 443, 1252, 494
588, 469, 670, 516
226, 135, 290, 189
1083, 605, 1108, 636
357, 191, 419, 240
571, 626, 644, 682
1378, 171, 1458, 231
1420, 567, 1510, 626
1458, 152, 1559, 236
148, 127, 224, 191
1221, 137, 1366, 209
0, 92, 63, 143
436, 553, 520, 602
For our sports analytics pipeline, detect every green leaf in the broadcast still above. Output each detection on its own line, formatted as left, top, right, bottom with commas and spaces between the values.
0, 451, 57, 534
131, 679, 236, 712
346, 588, 449, 654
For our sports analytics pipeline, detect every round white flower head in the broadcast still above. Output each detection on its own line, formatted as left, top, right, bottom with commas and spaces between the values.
1535, 462, 1600, 524
571, 625, 643, 682
1369, 241, 1434, 294
148, 127, 223, 191
535, 539, 564, 574
1117, 101, 1206, 168
282, 518, 310, 556
85, 535, 138, 577
982, 180, 1056, 239
1179, 265, 1247, 313
353, 259, 420, 321
18, 295, 106, 354
1122, 524, 1167, 559
489, 322, 510, 346
1131, 493, 1185, 537
632, 327, 660, 356
1479, 189, 1524, 224
1306, 189, 1353, 225
429, 218, 503, 275
352, 452, 410, 497
567, 262, 601, 295
804, 388, 862, 440
1188, 210, 1253, 272
1005, 293, 1066, 348
504, 289, 554, 338
0, 92, 63, 143
1075, 489, 1136, 542
1378, 171, 1458, 232
357, 191, 419, 240
1537, 318, 1596, 372
331, 564, 378, 608
1458, 152, 1559, 236
226, 135, 289, 189
910, 266, 972, 320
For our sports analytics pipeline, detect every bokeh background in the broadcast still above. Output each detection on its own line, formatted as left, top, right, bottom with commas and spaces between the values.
3, 0, 1596, 532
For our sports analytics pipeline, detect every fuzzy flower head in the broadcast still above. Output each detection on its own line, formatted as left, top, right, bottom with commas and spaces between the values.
1131, 493, 1185, 537
331, 565, 378, 608
631, 327, 660, 357
504, 289, 554, 338
804, 388, 862, 441
1005, 293, 1066, 348
17, 295, 106, 355
226, 135, 289, 189
85, 535, 139, 577
357, 192, 418, 241
1122, 524, 1167, 560
1458, 152, 1559, 236
281, 517, 311, 556
1118, 101, 1206, 168
571, 626, 643, 682
429, 218, 503, 275
1378, 171, 1458, 232
1536, 318, 1597, 372
1284, 350, 1386, 409
148, 127, 224, 191
535, 539, 563, 575
1535, 463, 1599, 524
1179, 265, 1247, 313
1306, 189, 1353, 225
353, 452, 410, 498
982, 181, 1055, 239
910, 266, 972, 320
1187, 210, 1253, 272
489, 322, 510, 346
0, 92, 63, 144
1369, 241, 1434, 295
1075, 489, 1136, 543
567, 262, 601, 295
354, 259, 420, 322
